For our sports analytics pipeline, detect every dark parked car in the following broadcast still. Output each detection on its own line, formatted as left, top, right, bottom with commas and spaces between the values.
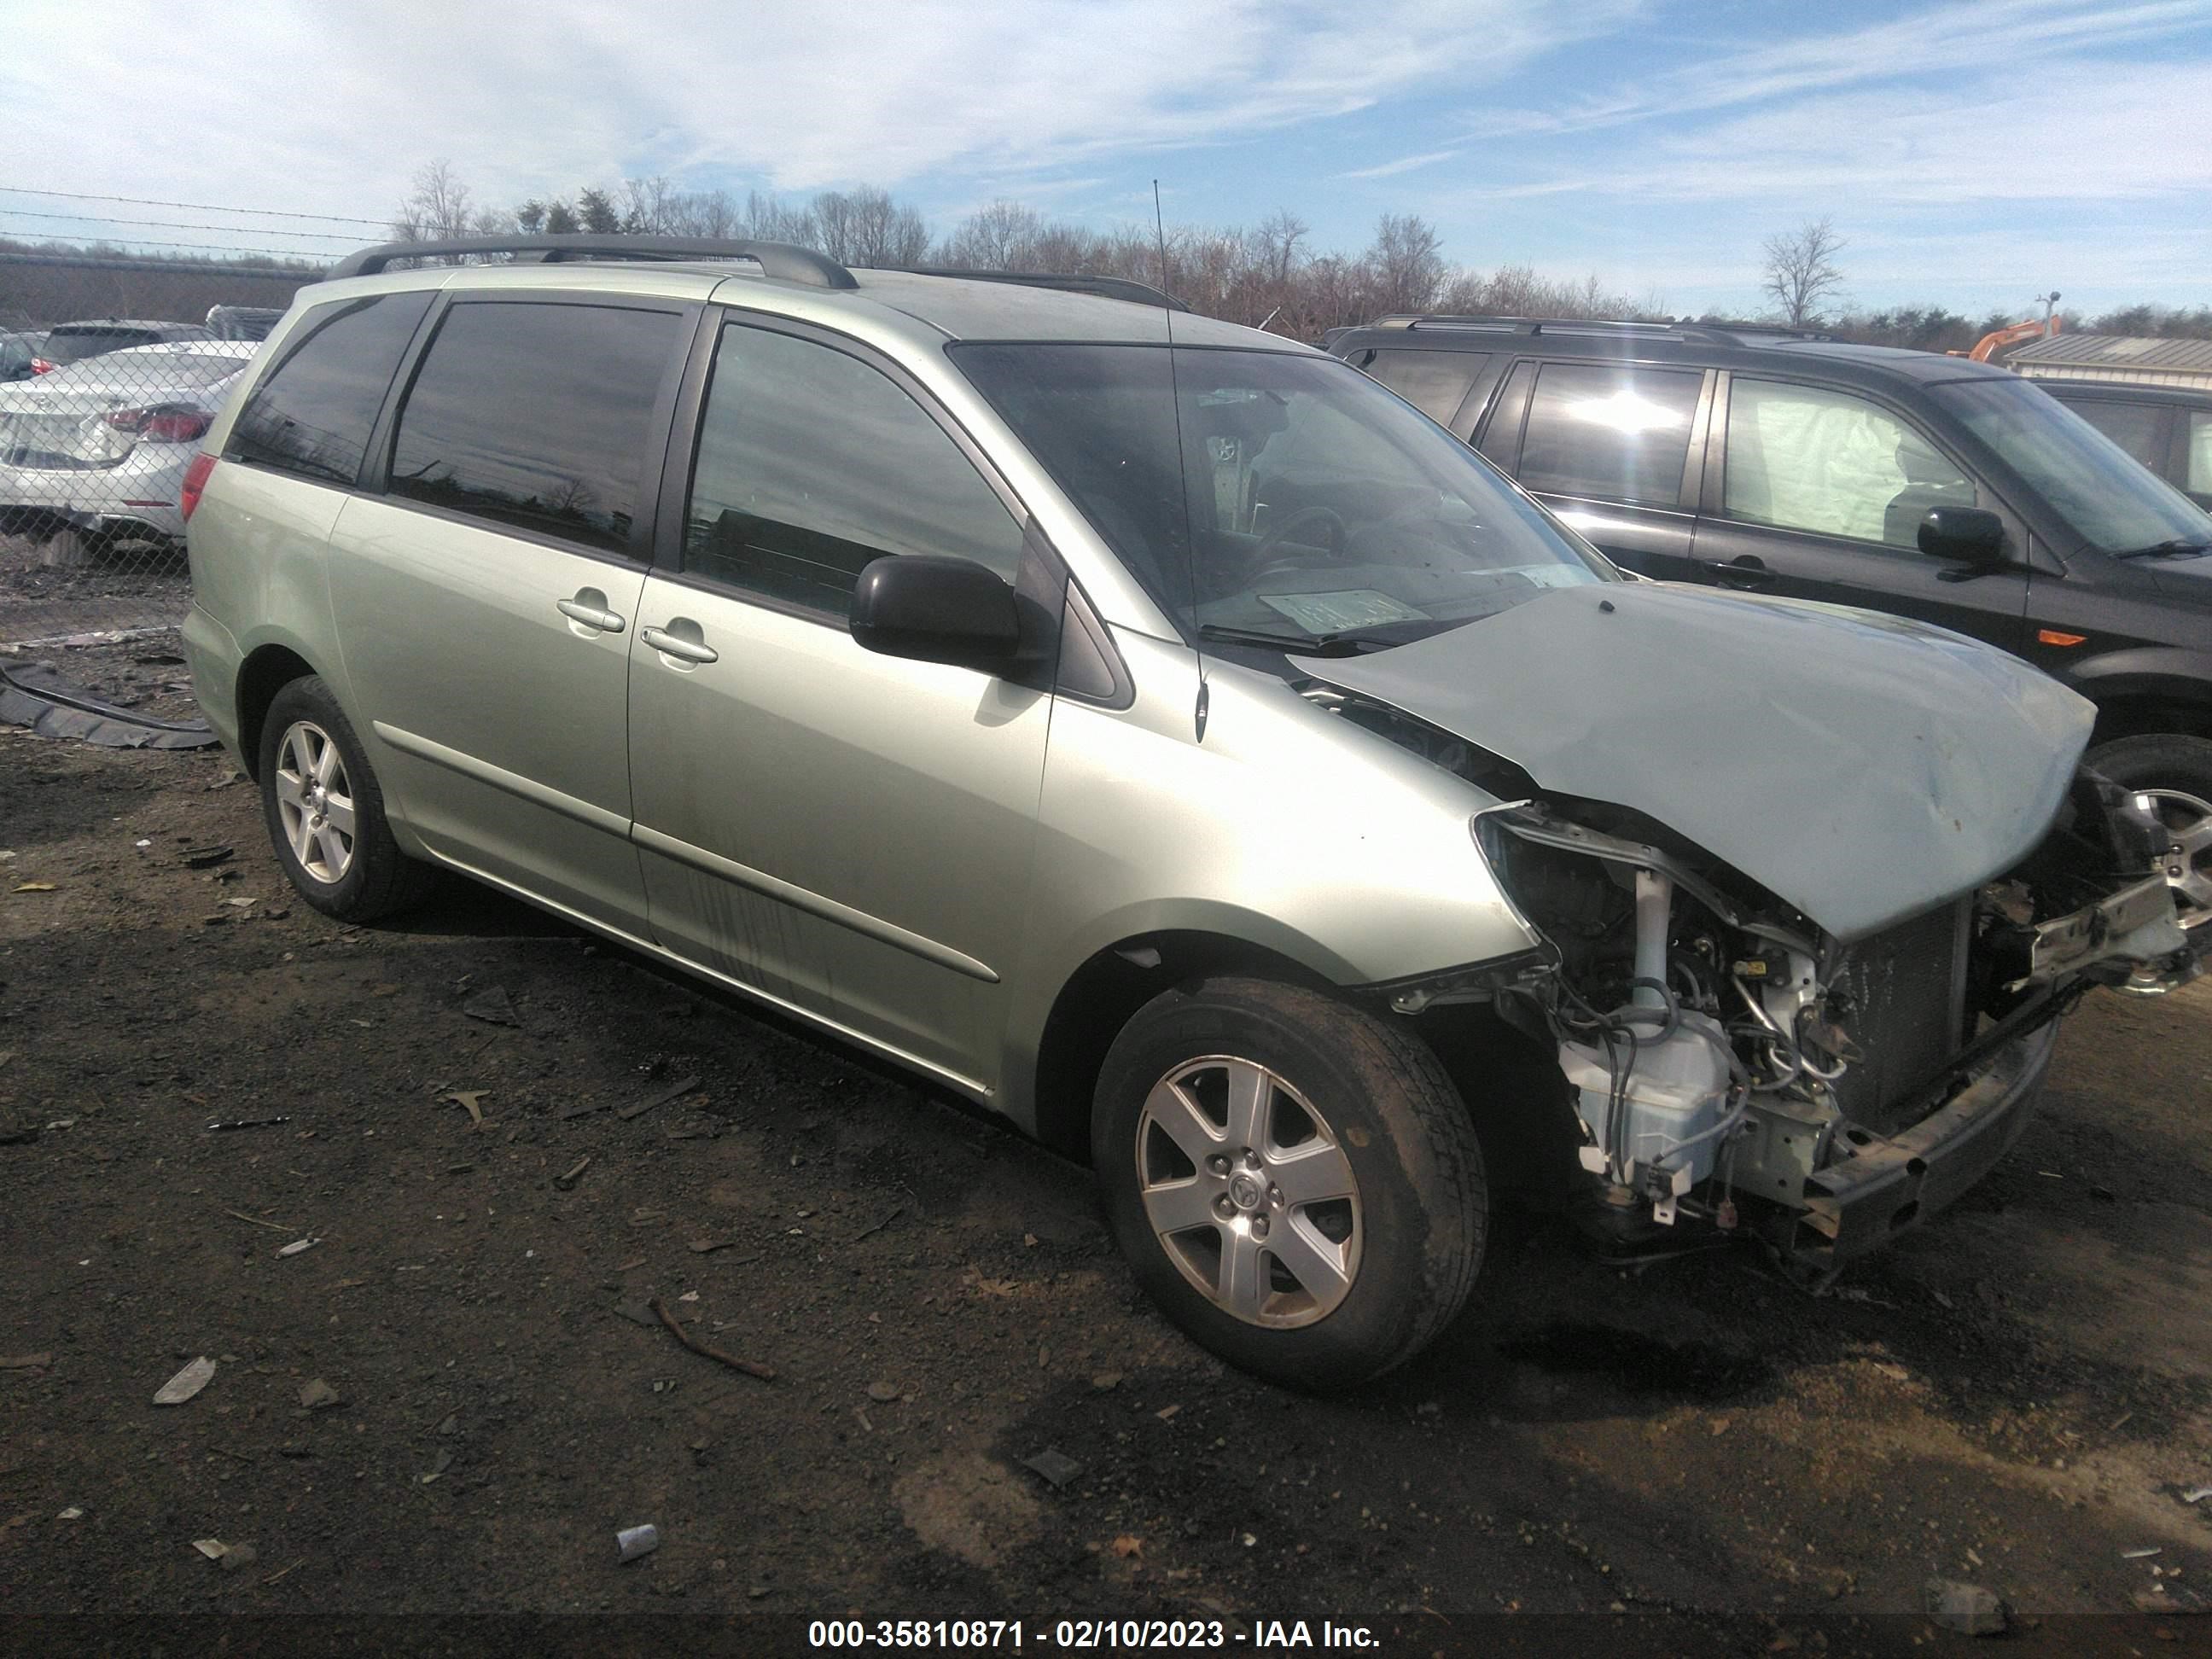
31, 317, 212, 374
1328, 316, 2212, 936
0, 331, 42, 382
2031, 379, 2212, 510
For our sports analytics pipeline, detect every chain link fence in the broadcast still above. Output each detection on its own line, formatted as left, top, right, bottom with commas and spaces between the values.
2, 252, 315, 736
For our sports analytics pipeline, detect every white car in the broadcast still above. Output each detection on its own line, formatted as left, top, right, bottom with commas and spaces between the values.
0, 339, 258, 562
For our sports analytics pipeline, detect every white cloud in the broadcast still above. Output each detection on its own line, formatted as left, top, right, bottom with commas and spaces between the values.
1, 0, 1632, 244
1337, 148, 1467, 180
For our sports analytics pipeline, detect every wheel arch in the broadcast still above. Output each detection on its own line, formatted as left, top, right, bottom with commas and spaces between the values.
234, 643, 322, 780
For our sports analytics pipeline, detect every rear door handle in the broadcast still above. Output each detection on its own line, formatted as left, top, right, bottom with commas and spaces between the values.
641, 624, 719, 665
556, 597, 626, 632
1707, 556, 1774, 589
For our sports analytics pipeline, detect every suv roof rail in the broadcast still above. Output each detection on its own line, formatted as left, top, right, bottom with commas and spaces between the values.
1365, 313, 1837, 345
887, 267, 1191, 312
327, 235, 859, 288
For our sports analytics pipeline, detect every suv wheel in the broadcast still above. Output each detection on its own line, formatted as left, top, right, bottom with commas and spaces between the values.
1093, 976, 1487, 1390
2087, 734, 2212, 934
258, 676, 436, 923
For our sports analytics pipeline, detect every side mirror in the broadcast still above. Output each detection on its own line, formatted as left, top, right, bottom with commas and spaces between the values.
1918, 504, 2005, 564
850, 555, 1022, 675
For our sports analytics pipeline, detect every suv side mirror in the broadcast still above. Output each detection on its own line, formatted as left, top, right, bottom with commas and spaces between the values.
850, 555, 1022, 675
1918, 505, 2005, 565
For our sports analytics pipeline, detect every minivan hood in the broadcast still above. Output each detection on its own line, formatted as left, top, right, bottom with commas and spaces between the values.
1295, 583, 2093, 941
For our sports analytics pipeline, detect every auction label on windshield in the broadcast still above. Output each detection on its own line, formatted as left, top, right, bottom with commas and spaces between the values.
806, 1617, 1383, 1651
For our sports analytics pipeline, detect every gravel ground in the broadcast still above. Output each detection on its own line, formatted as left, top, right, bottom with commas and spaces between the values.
3, 724, 2211, 1655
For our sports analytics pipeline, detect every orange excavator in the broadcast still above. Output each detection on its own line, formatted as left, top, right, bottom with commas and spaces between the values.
1950, 311, 2062, 361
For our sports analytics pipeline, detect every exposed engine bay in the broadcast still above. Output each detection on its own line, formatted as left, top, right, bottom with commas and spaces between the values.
1312, 684, 2205, 1267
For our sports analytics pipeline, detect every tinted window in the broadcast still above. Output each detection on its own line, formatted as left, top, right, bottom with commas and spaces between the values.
684, 323, 1024, 611
1726, 378, 1974, 550
1516, 362, 1701, 505
40, 326, 164, 366
1359, 350, 1487, 427
389, 301, 684, 556
2191, 413, 2212, 497
230, 293, 432, 486
2062, 399, 2166, 471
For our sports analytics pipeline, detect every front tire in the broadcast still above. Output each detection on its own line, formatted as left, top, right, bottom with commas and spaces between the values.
1092, 976, 1487, 1390
257, 676, 435, 923
2087, 733, 2212, 933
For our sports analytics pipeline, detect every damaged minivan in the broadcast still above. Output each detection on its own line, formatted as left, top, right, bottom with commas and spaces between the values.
184, 239, 2209, 1389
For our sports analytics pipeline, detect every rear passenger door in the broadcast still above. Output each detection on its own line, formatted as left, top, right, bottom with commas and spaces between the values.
1695, 375, 2033, 652
626, 316, 1053, 1093
323, 295, 694, 934
1475, 358, 1709, 580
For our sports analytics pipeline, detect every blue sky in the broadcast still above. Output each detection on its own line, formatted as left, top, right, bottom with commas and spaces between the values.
6, 0, 2210, 317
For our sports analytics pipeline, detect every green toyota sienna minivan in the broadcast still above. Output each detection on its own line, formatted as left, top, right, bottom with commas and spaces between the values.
183, 236, 2203, 1388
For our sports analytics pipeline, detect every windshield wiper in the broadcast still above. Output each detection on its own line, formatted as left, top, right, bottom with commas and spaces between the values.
2110, 538, 2212, 560
1196, 623, 1371, 657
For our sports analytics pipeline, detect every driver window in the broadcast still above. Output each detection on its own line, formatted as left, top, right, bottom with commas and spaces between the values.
1724, 378, 1975, 550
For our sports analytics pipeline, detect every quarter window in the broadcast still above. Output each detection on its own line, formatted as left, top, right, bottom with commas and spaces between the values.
1515, 363, 1702, 506
388, 301, 685, 556
1358, 350, 1487, 427
1724, 378, 1974, 549
229, 292, 433, 486
2188, 412, 2212, 498
683, 323, 1025, 612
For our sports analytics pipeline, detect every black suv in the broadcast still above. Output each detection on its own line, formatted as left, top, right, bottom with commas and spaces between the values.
1328, 315, 2212, 931
2032, 379, 2212, 510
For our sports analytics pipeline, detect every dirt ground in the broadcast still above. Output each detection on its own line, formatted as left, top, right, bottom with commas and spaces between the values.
5, 672, 2212, 1655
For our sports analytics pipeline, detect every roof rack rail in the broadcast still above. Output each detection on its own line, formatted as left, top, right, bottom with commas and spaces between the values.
1367, 312, 1837, 346
888, 267, 1190, 312
326, 235, 858, 288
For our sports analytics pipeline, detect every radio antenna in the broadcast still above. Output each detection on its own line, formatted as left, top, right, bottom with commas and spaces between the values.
1155, 179, 1208, 742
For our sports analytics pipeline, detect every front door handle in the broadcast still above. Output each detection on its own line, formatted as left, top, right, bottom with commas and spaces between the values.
557, 597, 626, 632
1708, 555, 1774, 589
641, 623, 719, 665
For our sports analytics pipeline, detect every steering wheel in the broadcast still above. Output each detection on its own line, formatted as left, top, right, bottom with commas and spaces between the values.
1244, 506, 1350, 582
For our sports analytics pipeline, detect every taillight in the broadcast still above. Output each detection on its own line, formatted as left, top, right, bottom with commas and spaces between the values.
30, 358, 55, 375
180, 453, 216, 522
103, 404, 212, 443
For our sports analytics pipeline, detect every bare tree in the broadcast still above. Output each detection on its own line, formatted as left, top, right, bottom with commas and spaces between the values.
391, 160, 476, 244
1761, 217, 1847, 328
1249, 210, 1310, 284
938, 200, 1046, 269
1364, 214, 1445, 315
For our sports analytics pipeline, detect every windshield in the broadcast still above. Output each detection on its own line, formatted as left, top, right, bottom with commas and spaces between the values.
952, 343, 1610, 648
1932, 377, 2212, 556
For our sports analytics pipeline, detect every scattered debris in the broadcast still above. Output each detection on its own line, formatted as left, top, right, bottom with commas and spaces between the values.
298, 1378, 341, 1411
2135, 1586, 2212, 1615
1024, 1448, 1085, 1489
614, 1303, 661, 1330
419, 1450, 452, 1485
557, 1098, 604, 1121
13, 882, 55, 893
56, 1507, 81, 1520
276, 1237, 320, 1258
208, 1116, 290, 1132
460, 987, 520, 1027
2126, 1547, 2165, 1560
183, 845, 233, 870
553, 1156, 591, 1191
436, 1414, 458, 1436
445, 1163, 474, 1176
1110, 1535, 1144, 1558
192, 1538, 228, 1561
0, 1354, 52, 1371
219, 1541, 259, 1574
2182, 1487, 2212, 1506
647, 1295, 776, 1382
688, 1237, 732, 1254
1924, 1578, 2008, 1636
153, 1357, 216, 1406
223, 1208, 291, 1231
852, 1207, 904, 1244
442, 1091, 491, 1129
867, 1380, 902, 1404
618, 1074, 700, 1121
617, 1523, 661, 1563
1155, 1404, 1182, 1422
263, 1559, 305, 1585
1091, 1371, 1124, 1392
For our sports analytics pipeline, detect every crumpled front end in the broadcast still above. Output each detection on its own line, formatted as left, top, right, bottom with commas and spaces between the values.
1466, 770, 2197, 1267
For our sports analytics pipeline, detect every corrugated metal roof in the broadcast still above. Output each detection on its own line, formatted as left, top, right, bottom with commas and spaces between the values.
2008, 332, 2212, 371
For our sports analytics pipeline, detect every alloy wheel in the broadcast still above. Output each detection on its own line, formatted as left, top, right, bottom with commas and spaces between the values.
273, 719, 357, 884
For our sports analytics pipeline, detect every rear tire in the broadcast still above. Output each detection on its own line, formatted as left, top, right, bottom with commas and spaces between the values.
257, 676, 436, 923
38, 528, 92, 568
1092, 976, 1487, 1390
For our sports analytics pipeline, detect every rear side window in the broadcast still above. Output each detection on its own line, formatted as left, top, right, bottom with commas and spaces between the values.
2191, 413, 2212, 498
40, 327, 162, 366
229, 293, 433, 486
682, 323, 1025, 612
388, 301, 686, 556
2063, 399, 2166, 471
1516, 362, 1701, 505
1725, 378, 1974, 550
1359, 350, 1487, 427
